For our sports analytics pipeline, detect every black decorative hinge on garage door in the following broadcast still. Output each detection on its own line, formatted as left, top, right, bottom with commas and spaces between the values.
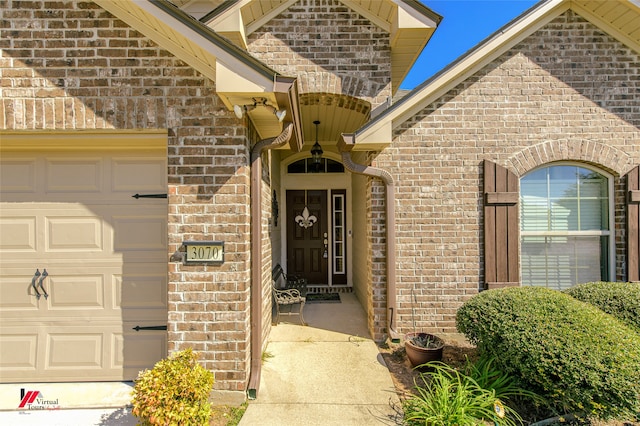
132, 325, 167, 331
132, 193, 168, 199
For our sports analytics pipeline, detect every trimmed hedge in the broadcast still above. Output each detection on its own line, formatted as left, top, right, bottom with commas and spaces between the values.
456, 286, 640, 420
564, 281, 640, 333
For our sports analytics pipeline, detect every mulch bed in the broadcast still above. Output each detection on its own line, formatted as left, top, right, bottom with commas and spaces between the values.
378, 335, 639, 426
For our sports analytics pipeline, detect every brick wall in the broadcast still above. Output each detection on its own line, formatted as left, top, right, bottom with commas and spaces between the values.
379, 11, 640, 334
246, 0, 392, 107
1, 0, 251, 396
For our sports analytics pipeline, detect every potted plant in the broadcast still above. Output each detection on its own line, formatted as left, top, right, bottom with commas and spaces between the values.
404, 332, 444, 367
404, 284, 445, 367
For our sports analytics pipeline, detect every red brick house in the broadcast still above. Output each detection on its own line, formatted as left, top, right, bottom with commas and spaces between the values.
1, 0, 638, 402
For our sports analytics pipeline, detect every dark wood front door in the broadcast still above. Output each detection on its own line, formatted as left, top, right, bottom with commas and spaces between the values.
287, 190, 328, 284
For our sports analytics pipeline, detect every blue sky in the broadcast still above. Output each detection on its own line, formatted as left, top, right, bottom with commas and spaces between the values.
401, 0, 540, 89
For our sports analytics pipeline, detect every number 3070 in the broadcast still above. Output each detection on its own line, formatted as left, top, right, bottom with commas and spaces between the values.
186, 244, 223, 262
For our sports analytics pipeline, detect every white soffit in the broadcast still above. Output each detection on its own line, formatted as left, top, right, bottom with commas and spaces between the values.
572, 0, 640, 54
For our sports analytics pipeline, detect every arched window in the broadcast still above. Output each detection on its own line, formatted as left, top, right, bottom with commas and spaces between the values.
287, 158, 345, 174
520, 164, 613, 290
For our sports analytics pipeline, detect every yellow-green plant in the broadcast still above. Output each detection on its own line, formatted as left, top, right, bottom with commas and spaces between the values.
131, 348, 214, 425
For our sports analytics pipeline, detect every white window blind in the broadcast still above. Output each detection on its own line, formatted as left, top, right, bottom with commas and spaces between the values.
520, 165, 610, 290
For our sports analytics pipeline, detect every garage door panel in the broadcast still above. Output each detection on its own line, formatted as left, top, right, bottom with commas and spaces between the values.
0, 332, 38, 370
112, 158, 166, 193
116, 271, 167, 310
47, 333, 104, 369
119, 328, 167, 371
113, 216, 166, 251
0, 274, 39, 310
46, 216, 103, 252
0, 159, 36, 193
48, 275, 104, 310
0, 216, 36, 251
45, 158, 102, 193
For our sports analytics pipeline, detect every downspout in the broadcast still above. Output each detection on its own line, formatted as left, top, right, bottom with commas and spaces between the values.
338, 135, 400, 342
248, 123, 294, 399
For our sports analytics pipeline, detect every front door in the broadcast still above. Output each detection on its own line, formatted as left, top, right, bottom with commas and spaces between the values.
286, 190, 328, 284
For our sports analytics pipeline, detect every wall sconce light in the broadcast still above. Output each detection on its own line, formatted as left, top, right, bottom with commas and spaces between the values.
311, 120, 323, 166
233, 98, 286, 122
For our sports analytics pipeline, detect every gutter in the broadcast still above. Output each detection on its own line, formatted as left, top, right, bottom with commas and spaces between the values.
248, 123, 294, 399
338, 135, 400, 342
401, 0, 443, 25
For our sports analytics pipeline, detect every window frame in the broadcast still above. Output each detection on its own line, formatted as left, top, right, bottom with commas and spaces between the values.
519, 162, 616, 287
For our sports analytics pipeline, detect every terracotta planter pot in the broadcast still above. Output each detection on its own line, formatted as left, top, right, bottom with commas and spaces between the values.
404, 333, 444, 367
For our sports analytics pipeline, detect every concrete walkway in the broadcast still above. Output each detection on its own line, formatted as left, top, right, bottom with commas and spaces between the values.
0, 293, 401, 425
239, 292, 402, 426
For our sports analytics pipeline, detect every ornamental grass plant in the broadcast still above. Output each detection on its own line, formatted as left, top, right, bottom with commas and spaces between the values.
402, 361, 528, 426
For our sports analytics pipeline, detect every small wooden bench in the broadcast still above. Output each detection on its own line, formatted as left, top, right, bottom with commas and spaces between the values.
272, 264, 307, 325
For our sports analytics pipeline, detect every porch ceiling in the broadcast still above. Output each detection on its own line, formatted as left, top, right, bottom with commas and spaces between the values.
294, 93, 371, 152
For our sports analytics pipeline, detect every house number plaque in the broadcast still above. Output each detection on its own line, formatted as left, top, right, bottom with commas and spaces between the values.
184, 241, 224, 264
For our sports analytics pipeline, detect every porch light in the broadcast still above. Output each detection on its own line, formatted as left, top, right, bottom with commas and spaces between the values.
233, 98, 286, 122
311, 120, 323, 166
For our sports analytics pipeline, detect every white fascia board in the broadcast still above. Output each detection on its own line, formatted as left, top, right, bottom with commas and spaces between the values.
350, 120, 393, 151
356, 0, 569, 147
216, 61, 273, 109
204, 0, 249, 45
395, 0, 438, 29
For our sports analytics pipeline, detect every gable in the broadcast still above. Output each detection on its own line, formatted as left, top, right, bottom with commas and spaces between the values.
354, 0, 640, 149
93, 0, 303, 147
200, 0, 441, 93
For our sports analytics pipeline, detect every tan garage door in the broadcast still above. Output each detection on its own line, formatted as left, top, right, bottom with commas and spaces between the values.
0, 133, 168, 382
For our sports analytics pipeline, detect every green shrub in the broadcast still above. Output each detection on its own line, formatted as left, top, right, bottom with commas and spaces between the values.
131, 348, 214, 425
456, 286, 640, 420
403, 361, 524, 426
564, 281, 640, 333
